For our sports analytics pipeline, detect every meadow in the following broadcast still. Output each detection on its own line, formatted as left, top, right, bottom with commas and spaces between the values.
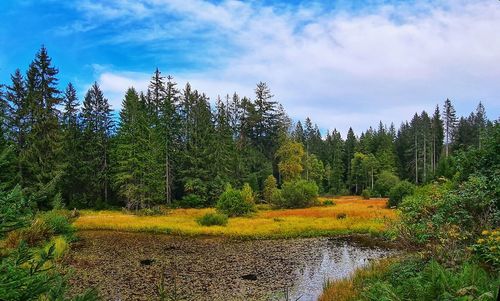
74, 196, 397, 239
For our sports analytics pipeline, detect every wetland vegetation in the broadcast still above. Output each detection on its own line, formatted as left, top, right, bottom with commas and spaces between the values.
1, 46, 499, 300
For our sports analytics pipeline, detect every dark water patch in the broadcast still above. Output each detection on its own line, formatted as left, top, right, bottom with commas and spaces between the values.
65, 231, 396, 301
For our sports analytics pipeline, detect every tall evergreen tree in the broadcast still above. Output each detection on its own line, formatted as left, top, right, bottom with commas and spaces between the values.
344, 127, 357, 188
22, 47, 63, 206
81, 82, 113, 207
443, 98, 457, 157
113, 88, 150, 209
61, 83, 82, 205
430, 106, 444, 174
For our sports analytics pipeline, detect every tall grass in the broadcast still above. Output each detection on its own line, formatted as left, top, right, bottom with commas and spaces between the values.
74, 197, 397, 239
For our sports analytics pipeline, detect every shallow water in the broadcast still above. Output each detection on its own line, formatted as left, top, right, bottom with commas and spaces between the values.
66, 231, 395, 300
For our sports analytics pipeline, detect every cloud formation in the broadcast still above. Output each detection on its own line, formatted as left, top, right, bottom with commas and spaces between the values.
72, 0, 500, 135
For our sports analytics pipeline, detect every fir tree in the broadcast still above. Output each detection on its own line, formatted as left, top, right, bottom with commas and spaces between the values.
81, 82, 113, 207
23, 46, 63, 206
443, 98, 457, 157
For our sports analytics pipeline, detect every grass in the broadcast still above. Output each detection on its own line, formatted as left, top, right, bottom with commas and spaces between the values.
319, 258, 395, 301
74, 196, 397, 239
320, 257, 500, 301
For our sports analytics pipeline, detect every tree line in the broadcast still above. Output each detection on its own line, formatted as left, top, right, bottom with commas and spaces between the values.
0, 47, 495, 209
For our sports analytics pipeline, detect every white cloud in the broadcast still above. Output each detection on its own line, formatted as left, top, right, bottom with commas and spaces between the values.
82, 0, 500, 135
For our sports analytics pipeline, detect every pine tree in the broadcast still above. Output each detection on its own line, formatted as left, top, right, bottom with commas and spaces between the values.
81, 82, 113, 207
430, 106, 444, 174
22, 47, 63, 206
113, 88, 150, 209
344, 127, 357, 189
61, 83, 82, 205
474, 102, 487, 148
443, 98, 457, 157
324, 129, 344, 193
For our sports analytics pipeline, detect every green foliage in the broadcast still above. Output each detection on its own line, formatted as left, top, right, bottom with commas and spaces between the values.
361, 189, 371, 200
216, 185, 255, 217
0, 186, 32, 237
471, 230, 500, 271
374, 171, 400, 197
176, 194, 205, 209
0, 241, 99, 301
276, 139, 304, 182
388, 180, 415, 207
323, 199, 336, 206
263, 175, 277, 204
39, 211, 75, 237
196, 212, 228, 227
241, 183, 255, 204
360, 259, 499, 301
274, 180, 319, 209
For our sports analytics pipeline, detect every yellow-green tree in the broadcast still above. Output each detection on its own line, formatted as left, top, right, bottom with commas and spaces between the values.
276, 140, 304, 182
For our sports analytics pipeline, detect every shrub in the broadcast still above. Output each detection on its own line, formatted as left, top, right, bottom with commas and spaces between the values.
133, 206, 165, 216
361, 189, 371, 200
323, 199, 336, 206
40, 211, 74, 236
361, 260, 499, 301
19, 219, 52, 247
241, 183, 255, 204
276, 180, 319, 209
263, 175, 278, 203
176, 194, 205, 208
388, 181, 415, 207
0, 186, 33, 237
196, 212, 228, 226
374, 171, 400, 197
471, 230, 500, 271
216, 186, 255, 217
337, 213, 347, 219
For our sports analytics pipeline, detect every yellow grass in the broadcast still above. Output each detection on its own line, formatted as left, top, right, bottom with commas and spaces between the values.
74, 196, 398, 239
319, 258, 396, 301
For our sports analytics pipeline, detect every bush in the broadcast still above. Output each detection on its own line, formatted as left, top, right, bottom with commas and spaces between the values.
471, 230, 500, 271
132, 206, 165, 216
40, 211, 74, 236
216, 186, 255, 217
263, 175, 277, 203
196, 212, 228, 226
361, 259, 499, 301
274, 180, 319, 209
361, 189, 371, 200
241, 183, 255, 204
19, 219, 53, 247
374, 171, 400, 197
336, 213, 347, 219
388, 181, 415, 207
176, 194, 205, 208
323, 199, 336, 206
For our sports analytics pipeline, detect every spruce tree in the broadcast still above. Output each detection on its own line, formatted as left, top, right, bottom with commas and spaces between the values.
443, 98, 457, 157
61, 83, 82, 205
81, 82, 113, 207
23, 47, 63, 206
113, 88, 149, 209
430, 106, 444, 174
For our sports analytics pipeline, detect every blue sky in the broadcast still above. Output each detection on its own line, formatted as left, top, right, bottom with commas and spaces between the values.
1, 0, 499, 136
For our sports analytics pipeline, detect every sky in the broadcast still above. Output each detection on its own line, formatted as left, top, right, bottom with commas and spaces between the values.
1, 0, 499, 136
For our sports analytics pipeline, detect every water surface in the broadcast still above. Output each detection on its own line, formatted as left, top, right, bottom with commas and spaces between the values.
66, 231, 394, 300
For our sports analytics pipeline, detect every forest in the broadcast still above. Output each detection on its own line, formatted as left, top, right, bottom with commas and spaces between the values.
1, 47, 499, 300
0, 47, 492, 209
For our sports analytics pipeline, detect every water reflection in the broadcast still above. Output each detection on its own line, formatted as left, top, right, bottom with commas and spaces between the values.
289, 240, 392, 301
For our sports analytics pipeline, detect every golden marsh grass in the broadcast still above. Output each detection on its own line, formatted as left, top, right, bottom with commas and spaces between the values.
74, 196, 397, 239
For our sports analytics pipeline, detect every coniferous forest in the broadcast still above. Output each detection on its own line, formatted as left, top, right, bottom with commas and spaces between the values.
1, 47, 499, 300
0, 47, 493, 209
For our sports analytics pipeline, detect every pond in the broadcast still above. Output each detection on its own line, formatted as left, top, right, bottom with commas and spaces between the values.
66, 231, 396, 301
